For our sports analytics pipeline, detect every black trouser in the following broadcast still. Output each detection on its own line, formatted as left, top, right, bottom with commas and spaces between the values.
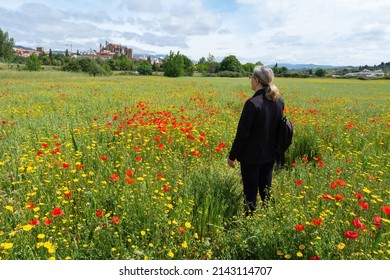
276, 153, 285, 170
240, 161, 275, 213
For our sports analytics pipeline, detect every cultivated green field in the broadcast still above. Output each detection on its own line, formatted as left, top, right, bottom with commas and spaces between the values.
0, 70, 389, 260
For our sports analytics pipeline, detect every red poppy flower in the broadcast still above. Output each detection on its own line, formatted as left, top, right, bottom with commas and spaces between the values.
291, 163, 297, 167
100, 155, 108, 161
294, 224, 305, 231
344, 230, 358, 239
126, 169, 134, 176
61, 163, 70, 168
178, 227, 186, 233
157, 173, 164, 179
136, 156, 142, 161
359, 201, 369, 209
296, 180, 303, 185
335, 194, 345, 201
51, 147, 61, 155
29, 218, 40, 226
355, 192, 363, 200
373, 216, 382, 227
134, 146, 140, 151
96, 210, 104, 217
312, 218, 322, 226
75, 164, 84, 169
36, 151, 43, 156
301, 157, 308, 162
111, 216, 120, 224
187, 134, 195, 140
317, 161, 325, 167
336, 179, 346, 186
110, 173, 119, 181
163, 185, 170, 192
336, 168, 342, 174
125, 177, 135, 184
215, 146, 222, 152
64, 192, 71, 198
218, 142, 226, 148
51, 207, 64, 217
309, 255, 320, 260
42, 142, 49, 148
382, 206, 390, 215
322, 194, 335, 200
352, 218, 365, 229
192, 151, 202, 157
330, 182, 337, 189
26, 202, 35, 209
43, 217, 53, 226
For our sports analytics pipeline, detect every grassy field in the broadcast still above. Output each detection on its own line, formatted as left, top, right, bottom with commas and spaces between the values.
0, 70, 389, 260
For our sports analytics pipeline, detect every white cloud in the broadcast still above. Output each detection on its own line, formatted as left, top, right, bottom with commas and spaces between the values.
0, 0, 389, 65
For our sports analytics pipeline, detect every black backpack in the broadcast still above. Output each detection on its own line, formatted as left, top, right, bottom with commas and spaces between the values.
275, 100, 293, 156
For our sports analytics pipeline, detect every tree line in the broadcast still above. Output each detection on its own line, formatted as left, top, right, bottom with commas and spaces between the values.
1, 28, 389, 78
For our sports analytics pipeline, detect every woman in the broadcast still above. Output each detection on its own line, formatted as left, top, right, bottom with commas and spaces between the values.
227, 66, 284, 213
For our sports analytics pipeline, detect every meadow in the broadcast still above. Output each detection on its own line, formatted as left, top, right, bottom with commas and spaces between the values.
0, 70, 389, 260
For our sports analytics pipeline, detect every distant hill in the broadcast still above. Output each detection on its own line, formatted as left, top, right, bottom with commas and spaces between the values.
13, 45, 34, 50
267, 63, 346, 70
133, 53, 166, 59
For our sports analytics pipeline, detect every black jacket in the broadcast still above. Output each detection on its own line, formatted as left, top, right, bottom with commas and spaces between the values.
229, 88, 284, 164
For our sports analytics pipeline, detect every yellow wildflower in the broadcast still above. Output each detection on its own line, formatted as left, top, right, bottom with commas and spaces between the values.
23, 224, 33, 232
37, 234, 45, 239
1, 242, 13, 250
337, 243, 346, 250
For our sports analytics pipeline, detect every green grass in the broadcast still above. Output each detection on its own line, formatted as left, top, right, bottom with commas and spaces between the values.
0, 71, 389, 260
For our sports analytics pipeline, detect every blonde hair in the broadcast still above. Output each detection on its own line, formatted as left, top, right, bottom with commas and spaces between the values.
252, 66, 281, 101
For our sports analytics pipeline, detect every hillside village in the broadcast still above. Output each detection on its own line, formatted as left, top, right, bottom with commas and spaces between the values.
13, 42, 163, 64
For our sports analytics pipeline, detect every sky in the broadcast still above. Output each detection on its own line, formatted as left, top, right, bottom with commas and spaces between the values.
1, 0, 389, 66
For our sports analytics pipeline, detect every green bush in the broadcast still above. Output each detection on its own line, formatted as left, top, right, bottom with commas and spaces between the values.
216, 71, 242, 78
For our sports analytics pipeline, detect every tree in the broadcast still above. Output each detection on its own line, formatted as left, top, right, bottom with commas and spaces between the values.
49, 49, 53, 65
272, 63, 280, 75
196, 56, 207, 74
0, 28, 15, 61
182, 55, 195, 76
206, 53, 218, 73
138, 60, 153, 75
280, 66, 288, 74
315, 68, 327, 77
242, 62, 255, 75
25, 53, 41, 71
118, 55, 132, 70
163, 51, 184, 77
219, 55, 242, 73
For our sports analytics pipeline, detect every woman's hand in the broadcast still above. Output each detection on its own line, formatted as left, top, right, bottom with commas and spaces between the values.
227, 158, 236, 168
